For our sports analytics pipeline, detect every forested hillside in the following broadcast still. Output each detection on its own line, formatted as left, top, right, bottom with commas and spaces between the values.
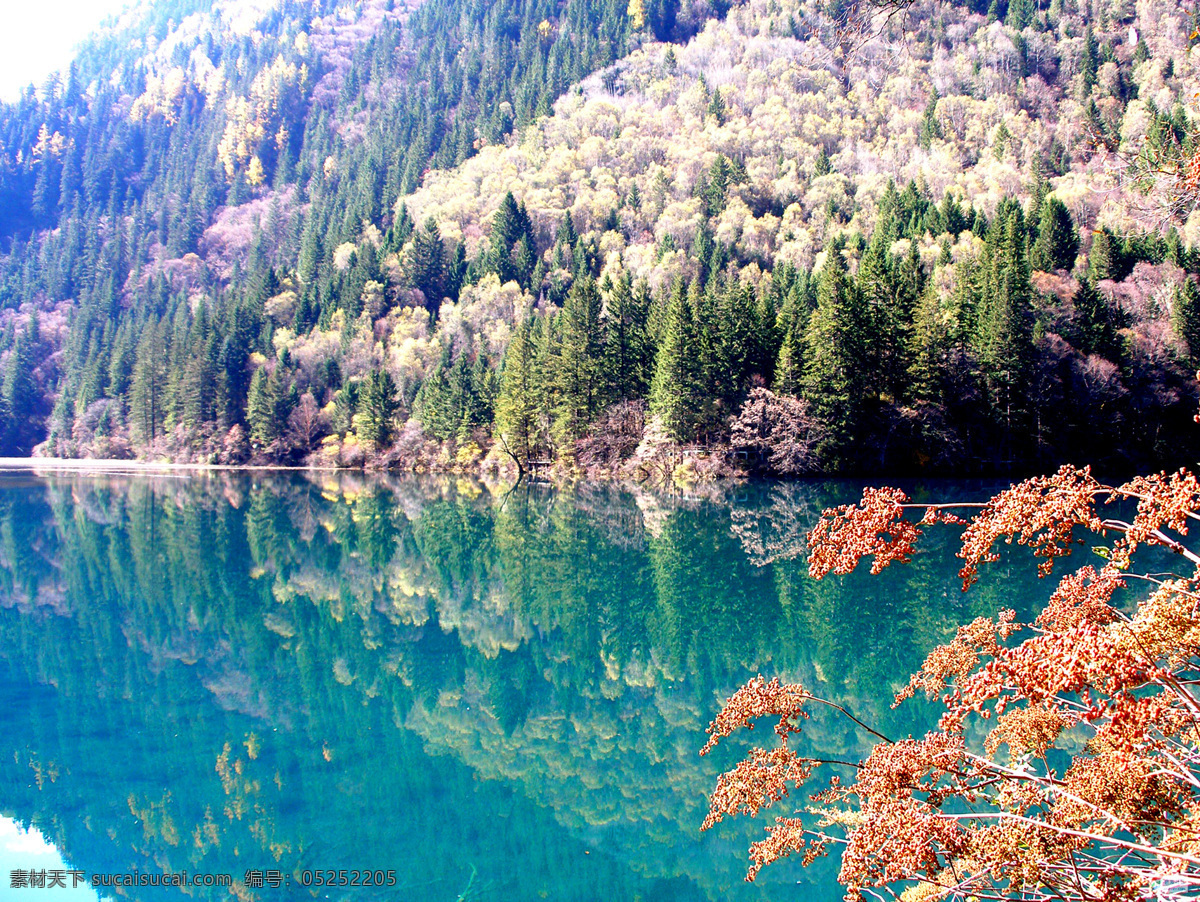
0, 0, 1197, 476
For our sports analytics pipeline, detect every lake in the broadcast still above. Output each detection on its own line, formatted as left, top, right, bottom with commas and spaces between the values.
0, 470, 1046, 901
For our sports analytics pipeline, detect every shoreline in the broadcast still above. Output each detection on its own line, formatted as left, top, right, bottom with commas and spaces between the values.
0, 457, 347, 474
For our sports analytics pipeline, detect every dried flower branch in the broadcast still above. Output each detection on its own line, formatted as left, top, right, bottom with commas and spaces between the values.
702, 466, 1200, 902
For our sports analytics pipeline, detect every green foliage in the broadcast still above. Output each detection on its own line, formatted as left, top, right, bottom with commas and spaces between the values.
416, 347, 496, 442
358, 369, 400, 449
553, 275, 604, 446
1030, 196, 1079, 273
1074, 278, 1122, 361
1173, 278, 1200, 369
246, 365, 292, 447
649, 281, 704, 442
495, 317, 546, 466
601, 274, 653, 404
801, 236, 870, 460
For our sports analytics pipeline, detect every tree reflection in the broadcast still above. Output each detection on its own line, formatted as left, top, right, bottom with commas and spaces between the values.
0, 472, 1044, 901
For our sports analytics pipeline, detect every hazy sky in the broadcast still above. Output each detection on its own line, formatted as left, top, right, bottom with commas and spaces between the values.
0, 0, 132, 101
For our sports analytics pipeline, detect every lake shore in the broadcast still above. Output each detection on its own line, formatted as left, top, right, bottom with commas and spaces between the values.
0, 457, 340, 474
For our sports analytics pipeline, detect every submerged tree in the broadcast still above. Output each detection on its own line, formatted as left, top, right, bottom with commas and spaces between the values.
702, 465, 1200, 902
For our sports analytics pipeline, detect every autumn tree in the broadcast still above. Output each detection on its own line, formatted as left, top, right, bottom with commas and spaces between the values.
702, 465, 1200, 902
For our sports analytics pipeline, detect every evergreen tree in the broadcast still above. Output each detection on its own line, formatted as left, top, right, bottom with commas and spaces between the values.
601, 273, 652, 404
801, 236, 870, 461
554, 275, 604, 445
773, 280, 812, 397
919, 90, 941, 149
246, 365, 283, 447
1088, 228, 1124, 282
357, 369, 400, 449
485, 192, 536, 289
495, 317, 545, 468
649, 280, 703, 442
909, 287, 949, 402
332, 380, 361, 435
1, 319, 40, 453
410, 217, 446, 312
707, 86, 727, 124
1173, 278, 1200, 369
129, 321, 168, 447
1030, 196, 1079, 272
1074, 278, 1121, 360
1080, 25, 1099, 95
973, 207, 1035, 449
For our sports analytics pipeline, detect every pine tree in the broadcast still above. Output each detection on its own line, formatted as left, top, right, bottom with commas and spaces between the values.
129, 320, 168, 447
410, 217, 446, 312
713, 281, 757, 409
357, 369, 400, 449
707, 86, 726, 124
495, 317, 545, 468
1173, 277, 1200, 369
1089, 228, 1122, 282
1030, 196, 1079, 272
801, 236, 870, 462
1074, 278, 1121, 361
486, 192, 536, 288
973, 207, 1035, 448
554, 275, 604, 446
1080, 25, 1099, 96
919, 90, 941, 149
909, 286, 949, 402
246, 365, 282, 447
601, 273, 652, 404
649, 280, 702, 442
773, 279, 812, 397
1, 319, 40, 453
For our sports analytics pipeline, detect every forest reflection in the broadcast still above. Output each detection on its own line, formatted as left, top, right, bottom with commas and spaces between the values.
0, 471, 1033, 901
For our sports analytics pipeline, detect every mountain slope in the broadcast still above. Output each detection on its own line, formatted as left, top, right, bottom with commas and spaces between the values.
0, 0, 1198, 475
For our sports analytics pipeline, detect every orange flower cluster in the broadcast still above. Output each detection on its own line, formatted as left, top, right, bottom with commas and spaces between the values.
699, 675, 809, 756
957, 465, 1103, 587
807, 488, 922, 578
702, 466, 1200, 902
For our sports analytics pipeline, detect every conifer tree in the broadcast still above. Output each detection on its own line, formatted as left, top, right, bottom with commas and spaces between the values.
909, 287, 949, 402
601, 273, 652, 404
1, 319, 40, 453
1030, 196, 1079, 272
129, 320, 168, 447
1088, 228, 1127, 282
410, 217, 446, 312
554, 275, 604, 445
773, 280, 811, 397
357, 369, 400, 449
1173, 278, 1200, 369
495, 317, 545, 468
1074, 278, 1122, 361
801, 236, 870, 461
486, 192, 536, 288
650, 280, 702, 442
973, 207, 1035, 449
246, 365, 283, 447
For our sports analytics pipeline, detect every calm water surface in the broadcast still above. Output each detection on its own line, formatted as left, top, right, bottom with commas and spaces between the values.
0, 471, 1048, 901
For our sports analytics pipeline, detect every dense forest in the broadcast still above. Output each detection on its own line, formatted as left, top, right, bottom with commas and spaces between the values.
0, 0, 1198, 476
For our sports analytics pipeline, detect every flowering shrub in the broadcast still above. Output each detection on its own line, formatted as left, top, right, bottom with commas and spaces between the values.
702, 465, 1200, 902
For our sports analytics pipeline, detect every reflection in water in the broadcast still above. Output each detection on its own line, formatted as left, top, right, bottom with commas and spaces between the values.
0, 472, 1038, 901
0, 817, 100, 900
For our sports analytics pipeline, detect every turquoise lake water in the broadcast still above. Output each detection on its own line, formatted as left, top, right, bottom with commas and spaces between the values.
0, 471, 1052, 901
